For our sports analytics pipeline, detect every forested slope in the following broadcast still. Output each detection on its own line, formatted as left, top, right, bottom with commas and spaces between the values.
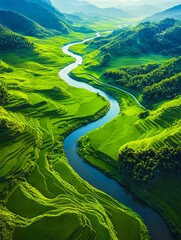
0, 24, 33, 50
0, 10, 53, 37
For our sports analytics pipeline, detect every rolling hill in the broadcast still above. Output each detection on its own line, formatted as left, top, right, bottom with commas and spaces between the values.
0, 0, 71, 33
0, 24, 33, 50
144, 4, 181, 22
0, 10, 54, 38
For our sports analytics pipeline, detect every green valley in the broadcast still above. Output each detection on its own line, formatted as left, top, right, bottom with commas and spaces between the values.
0, 31, 149, 240
0, 0, 181, 240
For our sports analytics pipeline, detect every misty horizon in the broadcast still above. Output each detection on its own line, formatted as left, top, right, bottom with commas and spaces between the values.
77, 0, 181, 9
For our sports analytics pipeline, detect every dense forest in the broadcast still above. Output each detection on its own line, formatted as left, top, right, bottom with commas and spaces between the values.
103, 57, 181, 103
119, 146, 181, 184
92, 18, 181, 56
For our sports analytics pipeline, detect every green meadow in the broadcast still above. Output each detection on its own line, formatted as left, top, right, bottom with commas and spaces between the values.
0, 32, 149, 240
70, 39, 181, 238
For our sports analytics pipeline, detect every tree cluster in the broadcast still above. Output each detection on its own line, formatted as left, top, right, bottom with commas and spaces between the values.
119, 146, 181, 184
103, 57, 181, 103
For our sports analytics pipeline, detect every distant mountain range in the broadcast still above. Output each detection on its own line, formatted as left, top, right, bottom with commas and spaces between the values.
122, 4, 161, 18
51, 0, 130, 19
144, 4, 181, 22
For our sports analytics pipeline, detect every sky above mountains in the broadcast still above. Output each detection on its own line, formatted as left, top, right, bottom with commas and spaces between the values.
85, 0, 181, 8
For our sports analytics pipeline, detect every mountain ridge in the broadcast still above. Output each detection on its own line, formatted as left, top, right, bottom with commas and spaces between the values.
0, 0, 71, 33
51, 0, 130, 19
0, 10, 55, 37
143, 4, 181, 22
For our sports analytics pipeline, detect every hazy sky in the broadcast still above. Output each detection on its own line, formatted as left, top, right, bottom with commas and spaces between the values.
85, 0, 181, 8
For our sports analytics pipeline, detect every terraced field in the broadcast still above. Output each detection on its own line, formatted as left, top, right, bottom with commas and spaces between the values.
0, 33, 149, 240
70, 40, 181, 238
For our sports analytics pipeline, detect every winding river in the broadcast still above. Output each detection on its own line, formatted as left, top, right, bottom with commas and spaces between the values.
59, 36, 174, 240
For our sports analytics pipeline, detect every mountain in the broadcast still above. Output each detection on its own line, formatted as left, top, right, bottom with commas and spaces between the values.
94, 18, 181, 57
122, 4, 161, 18
0, 10, 54, 38
144, 4, 181, 22
51, 0, 130, 19
0, 24, 33, 51
0, 0, 70, 33
88, 0, 181, 9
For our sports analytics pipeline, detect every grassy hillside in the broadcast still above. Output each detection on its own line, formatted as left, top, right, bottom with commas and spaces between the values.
69, 25, 181, 239
0, 10, 55, 37
0, 32, 149, 240
0, 24, 33, 50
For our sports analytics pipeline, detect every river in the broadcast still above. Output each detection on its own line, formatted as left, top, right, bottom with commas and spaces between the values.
59, 35, 174, 240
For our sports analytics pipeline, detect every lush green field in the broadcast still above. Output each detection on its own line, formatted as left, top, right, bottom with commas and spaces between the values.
0, 32, 149, 240
70, 38, 181, 238
82, 18, 140, 32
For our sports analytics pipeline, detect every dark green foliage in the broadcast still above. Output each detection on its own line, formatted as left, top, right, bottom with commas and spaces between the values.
0, 24, 33, 50
103, 57, 181, 103
0, 84, 9, 104
101, 53, 111, 66
139, 111, 150, 119
119, 146, 181, 184
143, 73, 181, 102
0, 10, 53, 37
95, 18, 181, 56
